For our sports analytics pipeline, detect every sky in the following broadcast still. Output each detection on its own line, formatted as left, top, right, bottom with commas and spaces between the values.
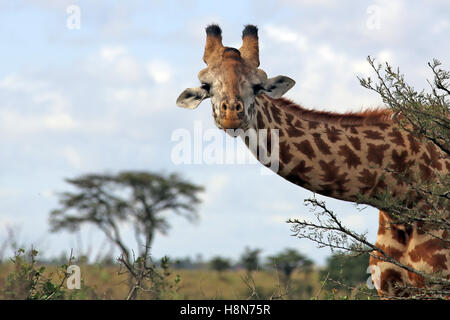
0, 0, 449, 266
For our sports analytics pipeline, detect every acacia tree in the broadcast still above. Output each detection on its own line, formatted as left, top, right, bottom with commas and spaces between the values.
49, 171, 203, 299
268, 248, 313, 282
240, 247, 262, 274
288, 58, 449, 299
209, 256, 232, 274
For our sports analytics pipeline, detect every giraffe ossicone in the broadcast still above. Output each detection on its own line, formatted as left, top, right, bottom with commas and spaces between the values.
176, 24, 449, 297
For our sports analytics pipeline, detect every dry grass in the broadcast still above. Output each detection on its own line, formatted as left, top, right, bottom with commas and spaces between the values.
0, 262, 327, 300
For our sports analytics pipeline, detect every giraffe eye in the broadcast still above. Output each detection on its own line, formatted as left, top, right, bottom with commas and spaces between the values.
252, 84, 263, 95
201, 82, 211, 92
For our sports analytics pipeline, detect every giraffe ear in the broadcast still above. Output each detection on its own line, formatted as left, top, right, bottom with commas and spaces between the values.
176, 87, 209, 109
262, 76, 295, 99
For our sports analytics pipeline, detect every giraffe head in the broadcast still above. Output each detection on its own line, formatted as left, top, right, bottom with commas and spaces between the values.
176, 24, 295, 130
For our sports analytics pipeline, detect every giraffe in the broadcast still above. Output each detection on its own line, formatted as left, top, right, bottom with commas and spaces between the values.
176, 24, 449, 297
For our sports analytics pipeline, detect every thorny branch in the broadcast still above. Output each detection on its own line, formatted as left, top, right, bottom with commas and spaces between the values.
288, 198, 450, 298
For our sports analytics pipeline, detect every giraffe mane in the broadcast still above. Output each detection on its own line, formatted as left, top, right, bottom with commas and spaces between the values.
271, 96, 393, 126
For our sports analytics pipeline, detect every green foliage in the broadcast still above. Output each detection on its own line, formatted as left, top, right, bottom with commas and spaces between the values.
50, 172, 204, 259
239, 247, 262, 273
2, 249, 63, 299
320, 251, 370, 291
209, 256, 232, 273
359, 58, 449, 155
1, 248, 95, 300
267, 248, 313, 280
49, 170, 203, 299
142, 256, 181, 300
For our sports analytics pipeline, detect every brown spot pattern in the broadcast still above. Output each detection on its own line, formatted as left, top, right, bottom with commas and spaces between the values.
286, 125, 305, 138
337, 145, 361, 168
367, 143, 390, 166
294, 140, 316, 160
348, 136, 361, 151
373, 122, 391, 130
261, 101, 273, 123
379, 269, 404, 295
325, 125, 341, 143
318, 159, 340, 182
270, 105, 282, 124
357, 169, 387, 196
388, 129, 405, 147
285, 160, 313, 187
341, 124, 360, 134
308, 121, 319, 129
391, 149, 413, 174
390, 224, 412, 246
408, 239, 448, 272
358, 169, 378, 194
256, 111, 265, 129
363, 129, 384, 140
313, 133, 331, 155
377, 210, 388, 235
422, 143, 442, 170
407, 270, 425, 287
378, 244, 404, 261
293, 119, 303, 128
407, 134, 421, 154
285, 112, 294, 125
318, 160, 350, 195
419, 163, 433, 181
279, 141, 294, 164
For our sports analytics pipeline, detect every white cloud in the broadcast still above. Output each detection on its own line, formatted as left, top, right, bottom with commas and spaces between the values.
0, 109, 78, 134
43, 112, 78, 130
281, 0, 337, 7
268, 214, 290, 224
431, 19, 448, 34
0, 216, 21, 229
97, 46, 142, 82
105, 85, 170, 115
61, 146, 83, 169
0, 72, 79, 134
99, 46, 127, 62
317, 45, 339, 62
38, 190, 55, 199
376, 49, 394, 64
147, 59, 173, 84
200, 174, 230, 210
264, 24, 309, 51
0, 73, 47, 92
33, 91, 70, 112
342, 213, 369, 231
261, 22, 390, 110
352, 59, 373, 77
0, 187, 21, 199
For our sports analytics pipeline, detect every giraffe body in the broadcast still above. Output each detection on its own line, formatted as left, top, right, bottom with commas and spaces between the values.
176, 24, 449, 297
249, 95, 449, 296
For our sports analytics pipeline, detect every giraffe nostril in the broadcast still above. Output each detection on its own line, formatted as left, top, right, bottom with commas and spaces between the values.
236, 103, 242, 112
221, 102, 227, 111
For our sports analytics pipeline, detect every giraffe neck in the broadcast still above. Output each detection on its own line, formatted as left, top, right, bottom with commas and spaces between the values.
241, 95, 450, 296
244, 94, 425, 205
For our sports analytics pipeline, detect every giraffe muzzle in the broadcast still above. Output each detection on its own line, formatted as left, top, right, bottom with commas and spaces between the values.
219, 100, 245, 129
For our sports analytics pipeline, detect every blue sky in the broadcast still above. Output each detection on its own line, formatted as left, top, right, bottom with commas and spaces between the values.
0, 0, 449, 266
